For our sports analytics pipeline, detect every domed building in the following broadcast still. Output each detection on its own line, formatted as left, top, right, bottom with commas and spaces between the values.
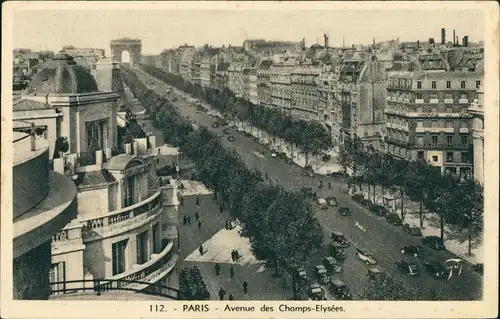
20, 53, 119, 157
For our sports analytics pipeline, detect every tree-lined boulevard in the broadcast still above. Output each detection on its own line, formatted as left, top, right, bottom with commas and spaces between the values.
120, 64, 483, 301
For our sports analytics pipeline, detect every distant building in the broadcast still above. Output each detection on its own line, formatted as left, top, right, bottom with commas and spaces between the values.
256, 60, 273, 107
384, 70, 482, 177
290, 64, 322, 120
269, 59, 297, 114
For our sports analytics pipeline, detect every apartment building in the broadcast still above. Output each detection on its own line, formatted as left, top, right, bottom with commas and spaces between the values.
290, 64, 321, 120
228, 62, 245, 97
256, 60, 273, 107
270, 58, 297, 114
385, 71, 482, 177
468, 84, 484, 185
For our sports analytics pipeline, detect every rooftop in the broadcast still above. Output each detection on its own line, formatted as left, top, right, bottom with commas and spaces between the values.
13, 98, 52, 112
13, 132, 49, 165
75, 170, 116, 189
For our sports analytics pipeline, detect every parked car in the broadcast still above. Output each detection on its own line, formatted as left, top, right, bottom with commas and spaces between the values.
331, 231, 350, 247
400, 245, 426, 258
314, 265, 330, 284
326, 196, 338, 207
321, 153, 331, 162
296, 267, 309, 284
328, 279, 352, 300
472, 263, 483, 275
423, 261, 449, 279
351, 194, 364, 203
327, 171, 347, 178
270, 149, 278, 158
323, 256, 343, 273
223, 128, 230, 134
308, 283, 326, 300
370, 204, 388, 217
219, 119, 228, 126
402, 223, 423, 236
360, 199, 373, 209
396, 260, 421, 276
329, 242, 347, 260
216, 132, 224, 138
300, 187, 314, 197
227, 135, 235, 142
211, 122, 220, 128
285, 157, 294, 164
278, 152, 287, 159
356, 247, 377, 265
385, 213, 403, 226
367, 266, 386, 281
338, 206, 351, 216
421, 236, 446, 250
317, 198, 328, 210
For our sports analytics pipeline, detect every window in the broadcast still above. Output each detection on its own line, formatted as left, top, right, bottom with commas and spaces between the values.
446, 121, 453, 128
123, 176, 134, 207
86, 120, 107, 151
461, 107, 468, 114
446, 81, 451, 89
445, 93, 452, 100
137, 230, 149, 264
430, 93, 437, 100
417, 151, 424, 159
432, 121, 438, 128
461, 152, 469, 163
461, 136, 468, 145
416, 137, 424, 145
447, 136, 453, 145
461, 121, 468, 129
416, 93, 423, 99
49, 262, 66, 295
460, 81, 466, 89
475, 80, 481, 89
417, 106, 423, 113
432, 155, 438, 162
112, 239, 128, 276
431, 81, 437, 89
432, 136, 438, 145
446, 106, 453, 113
417, 81, 422, 89
446, 152, 454, 162
460, 93, 468, 100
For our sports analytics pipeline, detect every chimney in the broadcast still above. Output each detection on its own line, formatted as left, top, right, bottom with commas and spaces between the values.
456, 36, 459, 46
441, 28, 446, 44
373, 37, 375, 46
324, 33, 329, 48
453, 29, 456, 44
343, 38, 345, 48
463, 36, 469, 47
95, 149, 103, 167
30, 122, 36, 151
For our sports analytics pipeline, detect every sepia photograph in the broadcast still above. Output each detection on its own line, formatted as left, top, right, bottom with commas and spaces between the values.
1, 1, 498, 318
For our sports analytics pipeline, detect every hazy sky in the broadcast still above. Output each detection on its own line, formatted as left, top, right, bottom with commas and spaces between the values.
12, 4, 485, 56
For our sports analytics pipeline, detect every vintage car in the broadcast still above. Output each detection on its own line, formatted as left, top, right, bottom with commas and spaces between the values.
317, 198, 329, 210
307, 283, 326, 301
402, 223, 423, 236
329, 241, 347, 260
385, 213, 403, 226
351, 194, 364, 203
328, 279, 352, 300
326, 196, 339, 207
227, 135, 235, 142
323, 256, 343, 273
367, 266, 386, 281
331, 231, 350, 247
423, 261, 449, 279
422, 236, 446, 250
396, 260, 421, 276
314, 265, 330, 284
296, 267, 309, 283
370, 204, 388, 217
400, 245, 426, 258
338, 206, 351, 216
356, 247, 377, 265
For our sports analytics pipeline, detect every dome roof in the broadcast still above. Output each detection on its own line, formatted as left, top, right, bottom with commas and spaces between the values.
27, 54, 98, 94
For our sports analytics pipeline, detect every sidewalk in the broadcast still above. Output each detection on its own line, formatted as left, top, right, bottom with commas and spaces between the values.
178, 193, 292, 300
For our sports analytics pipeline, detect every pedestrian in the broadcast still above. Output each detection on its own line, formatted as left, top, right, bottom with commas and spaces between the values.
231, 250, 236, 262
225, 220, 229, 230
196, 196, 200, 206
199, 244, 204, 256
198, 220, 202, 230
228, 293, 234, 301
187, 216, 192, 224
195, 211, 200, 221
218, 287, 225, 300
219, 205, 223, 214
215, 263, 221, 276
234, 250, 239, 261
230, 265, 234, 278
183, 215, 187, 225
243, 281, 248, 294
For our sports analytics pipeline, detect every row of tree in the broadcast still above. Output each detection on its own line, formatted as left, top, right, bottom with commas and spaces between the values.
138, 63, 333, 164
339, 135, 483, 255
120, 66, 324, 300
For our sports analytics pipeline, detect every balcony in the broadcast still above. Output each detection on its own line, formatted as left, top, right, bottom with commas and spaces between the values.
429, 99, 439, 104
459, 98, 469, 104
415, 127, 454, 133
415, 99, 424, 104
82, 191, 162, 241
391, 97, 397, 102
459, 127, 470, 133
403, 99, 409, 103
444, 99, 454, 104
397, 98, 403, 103
386, 96, 391, 101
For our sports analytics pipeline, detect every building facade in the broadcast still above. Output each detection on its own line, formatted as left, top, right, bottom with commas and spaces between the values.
256, 60, 273, 107
384, 71, 481, 177
469, 84, 484, 185
270, 59, 297, 114
290, 64, 321, 120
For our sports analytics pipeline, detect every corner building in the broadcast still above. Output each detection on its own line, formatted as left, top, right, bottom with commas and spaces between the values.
385, 71, 482, 177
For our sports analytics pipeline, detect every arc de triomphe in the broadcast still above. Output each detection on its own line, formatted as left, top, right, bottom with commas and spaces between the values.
110, 38, 142, 64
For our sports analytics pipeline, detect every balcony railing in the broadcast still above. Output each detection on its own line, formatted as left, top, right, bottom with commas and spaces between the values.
101, 241, 175, 288
459, 98, 469, 104
82, 191, 162, 235
415, 99, 424, 104
444, 99, 454, 104
429, 99, 439, 104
